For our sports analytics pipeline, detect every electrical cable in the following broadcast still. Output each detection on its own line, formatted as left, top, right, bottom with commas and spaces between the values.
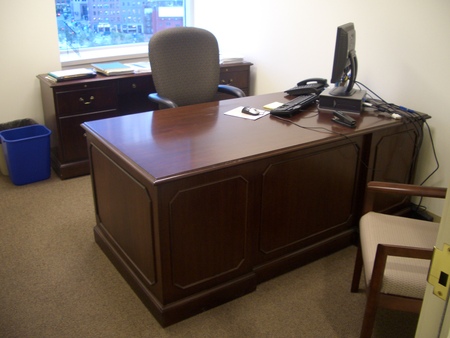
355, 80, 440, 214
272, 83, 440, 214
358, 82, 421, 149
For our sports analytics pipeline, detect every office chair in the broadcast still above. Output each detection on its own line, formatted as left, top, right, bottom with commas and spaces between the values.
351, 181, 447, 338
148, 27, 245, 109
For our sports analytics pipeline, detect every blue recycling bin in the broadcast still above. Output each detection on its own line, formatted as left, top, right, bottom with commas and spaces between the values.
0, 124, 51, 185
0, 118, 36, 175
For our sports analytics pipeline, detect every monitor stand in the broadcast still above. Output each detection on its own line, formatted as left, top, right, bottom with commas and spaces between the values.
319, 87, 366, 113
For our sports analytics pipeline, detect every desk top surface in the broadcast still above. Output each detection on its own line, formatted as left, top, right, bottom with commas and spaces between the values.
82, 92, 404, 183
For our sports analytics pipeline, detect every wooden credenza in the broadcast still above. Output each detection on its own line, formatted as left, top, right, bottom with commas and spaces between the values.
81, 92, 426, 326
37, 62, 252, 179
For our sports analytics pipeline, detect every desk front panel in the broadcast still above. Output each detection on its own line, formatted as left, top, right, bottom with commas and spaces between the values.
82, 92, 424, 326
258, 140, 361, 256
86, 131, 359, 318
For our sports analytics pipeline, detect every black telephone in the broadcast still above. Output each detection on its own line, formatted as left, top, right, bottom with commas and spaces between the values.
285, 78, 328, 96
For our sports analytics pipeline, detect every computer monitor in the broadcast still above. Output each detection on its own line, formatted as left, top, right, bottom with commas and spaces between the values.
329, 23, 358, 97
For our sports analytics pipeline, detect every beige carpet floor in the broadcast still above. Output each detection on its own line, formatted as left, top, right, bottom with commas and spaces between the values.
0, 172, 419, 337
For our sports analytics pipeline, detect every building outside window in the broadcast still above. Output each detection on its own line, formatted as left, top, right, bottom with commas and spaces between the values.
56, 0, 187, 64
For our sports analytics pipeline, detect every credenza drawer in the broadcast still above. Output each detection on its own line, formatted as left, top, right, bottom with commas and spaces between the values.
59, 109, 120, 162
118, 76, 153, 94
118, 76, 157, 114
219, 69, 249, 88
55, 84, 118, 117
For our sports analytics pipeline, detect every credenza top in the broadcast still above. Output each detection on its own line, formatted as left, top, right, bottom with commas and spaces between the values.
36, 62, 254, 88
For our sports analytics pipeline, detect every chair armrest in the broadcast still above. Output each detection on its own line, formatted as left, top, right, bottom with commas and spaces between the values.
363, 181, 447, 213
367, 181, 447, 198
217, 84, 246, 98
148, 93, 178, 109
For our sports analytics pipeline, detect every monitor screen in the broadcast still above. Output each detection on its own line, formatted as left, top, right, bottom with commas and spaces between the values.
329, 23, 358, 96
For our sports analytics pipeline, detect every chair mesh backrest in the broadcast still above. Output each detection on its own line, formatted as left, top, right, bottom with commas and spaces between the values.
149, 27, 220, 107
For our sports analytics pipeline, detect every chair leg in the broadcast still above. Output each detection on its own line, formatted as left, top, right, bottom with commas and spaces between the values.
359, 244, 390, 338
351, 244, 363, 293
359, 288, 379, 338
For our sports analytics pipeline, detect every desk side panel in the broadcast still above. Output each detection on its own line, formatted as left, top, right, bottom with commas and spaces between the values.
90, 144, 157, 289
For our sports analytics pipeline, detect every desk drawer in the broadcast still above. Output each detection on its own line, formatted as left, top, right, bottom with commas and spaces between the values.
56, 83, 117, 117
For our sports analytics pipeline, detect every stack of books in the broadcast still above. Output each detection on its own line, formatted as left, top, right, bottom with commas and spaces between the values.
91, 61, 135, 76
220, 56, 245, 64
46, 68, 97, 82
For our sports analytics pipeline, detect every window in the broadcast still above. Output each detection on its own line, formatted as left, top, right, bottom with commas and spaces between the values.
56, 0, 188, 65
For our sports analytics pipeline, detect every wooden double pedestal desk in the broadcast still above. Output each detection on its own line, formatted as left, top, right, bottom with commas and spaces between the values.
38, 64, 425, 327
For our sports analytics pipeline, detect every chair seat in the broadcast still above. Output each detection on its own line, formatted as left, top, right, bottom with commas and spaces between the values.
360, 211, 439, 299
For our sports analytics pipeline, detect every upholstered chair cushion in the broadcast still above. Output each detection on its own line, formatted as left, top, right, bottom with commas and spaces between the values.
360, 211, 439, 299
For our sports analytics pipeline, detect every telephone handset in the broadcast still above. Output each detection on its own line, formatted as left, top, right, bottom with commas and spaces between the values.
285, 78, 328, 96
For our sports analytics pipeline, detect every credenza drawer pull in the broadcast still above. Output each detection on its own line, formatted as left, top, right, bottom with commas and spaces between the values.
79, 96, 95, 105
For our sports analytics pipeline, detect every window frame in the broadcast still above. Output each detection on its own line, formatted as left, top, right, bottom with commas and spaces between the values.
59, 0, 193, 67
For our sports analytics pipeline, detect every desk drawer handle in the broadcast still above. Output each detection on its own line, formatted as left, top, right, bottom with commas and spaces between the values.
221, 79, 233, 84
79, 96, 95, 105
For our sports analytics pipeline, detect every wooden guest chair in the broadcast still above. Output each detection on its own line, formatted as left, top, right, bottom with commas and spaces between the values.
351, 181, 447, 338
148, 27, 245, 109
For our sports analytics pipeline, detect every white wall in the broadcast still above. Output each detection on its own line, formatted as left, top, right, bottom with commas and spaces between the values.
1, 0, 449, 214
0, 1, 60, 125
194, 0, 450, 215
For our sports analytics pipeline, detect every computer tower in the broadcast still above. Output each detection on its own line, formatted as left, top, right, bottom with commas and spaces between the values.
319, 87, 366, 113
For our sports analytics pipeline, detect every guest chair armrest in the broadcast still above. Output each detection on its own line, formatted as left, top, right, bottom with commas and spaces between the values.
363, 181, 447, 214
218, 84, 246, 98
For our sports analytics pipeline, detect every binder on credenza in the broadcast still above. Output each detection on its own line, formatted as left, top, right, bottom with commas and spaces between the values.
91, 62, 134, 76
47, 68, 97, 82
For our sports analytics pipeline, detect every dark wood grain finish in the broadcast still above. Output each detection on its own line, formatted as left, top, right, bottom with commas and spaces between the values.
55, 82, 118, 117
169, 177, 248, 289
91, 144, 156, 287
37, 62, 252, 179
259, 141, 359, 255
82, 92, 425, 326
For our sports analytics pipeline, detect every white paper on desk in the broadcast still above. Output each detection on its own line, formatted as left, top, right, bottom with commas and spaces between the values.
224, 106, 270, 120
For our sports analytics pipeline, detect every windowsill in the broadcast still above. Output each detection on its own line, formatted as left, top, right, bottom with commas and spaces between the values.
61, 43, 149, 69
